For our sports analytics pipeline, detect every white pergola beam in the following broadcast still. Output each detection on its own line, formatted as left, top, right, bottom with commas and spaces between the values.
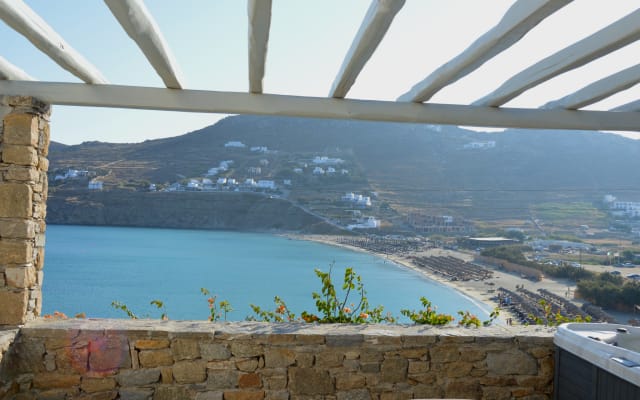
475, 8, 640, 107
0, 56, 34, 81
330, 0, 405, 98
398, 0, 571, 103
544, 64, 640, 110
0, 0, 107, 84
1, 81, 640, 132
611, 99, 640, 112
248, 0, 272, 94
104, 0, 184, 89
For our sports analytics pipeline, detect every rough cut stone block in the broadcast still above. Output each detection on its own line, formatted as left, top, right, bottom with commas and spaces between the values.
118, 388, 154, 400
38, 156, 49, 172
2, 145, 39, 166
336, 389, 370, 400
130, 339, 164, 352
288, 368, 332, 395
89, 336, 132, 372
4, 165, 39, 182
0, 239, 33, 265
116, 368, 161, 386
5, 266, 36, 289
154, 386, 190, 400
0, 184, 32, 218
381, 357, 408, 383
173, 360, 207, 383
200, 343, 231, 360
138, 348, 173, 367
207, 369, 238, 389
81, 377, 117, 393
487, 350, 537, 376
223, 390, 265, 400
32, 372, 81, 389
195, 391, 223, 400
264, 348, 296, 368
0, 218, 35, 238
238, 373, 262, 388
3, 114, 38, 146
0, 289, 28, 325
172, 338, 200, 360
335, 373, 365, 390
231, 342, 263, 358
234, 358, 257, 372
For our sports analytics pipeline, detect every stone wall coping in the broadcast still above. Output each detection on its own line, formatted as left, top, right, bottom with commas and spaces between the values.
20, 318, 555, 338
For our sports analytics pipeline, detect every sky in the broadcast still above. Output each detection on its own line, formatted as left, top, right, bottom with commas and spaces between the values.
2, 0, 640, 144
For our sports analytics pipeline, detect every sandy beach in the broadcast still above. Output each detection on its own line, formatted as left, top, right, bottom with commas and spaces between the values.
290, 234, 636, 326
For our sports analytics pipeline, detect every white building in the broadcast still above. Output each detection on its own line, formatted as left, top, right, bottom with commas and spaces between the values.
463, 141, 496, 149
248, 167, 262, 175
257, 180, 276, 190
227, 179, 237, 185
217, 178, 227, 185
88, 180, 103, 190
313, 167, 325, 175
312, 156, 344, 165
244, 178, 257, 187
342, 192, 371, 207
326, 167, 336, 174
224, 141, 246, 148
250, 146, 268, 153
283, 179, 292, 186
148, 183, 157, 191
293, 168, 303, 174
612, 201, 640, 217
347, 217, 380, 230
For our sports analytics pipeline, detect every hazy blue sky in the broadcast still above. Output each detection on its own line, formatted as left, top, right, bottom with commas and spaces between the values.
2, 1, 639, 144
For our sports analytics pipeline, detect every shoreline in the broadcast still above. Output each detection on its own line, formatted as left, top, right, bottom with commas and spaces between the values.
289, 234, 636, 326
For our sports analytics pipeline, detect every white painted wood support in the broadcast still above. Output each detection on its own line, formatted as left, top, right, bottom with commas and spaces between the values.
104, 0, 184, 89
544, 64, 640, 109
1, 81, 639, 132
612, 99, 640, 112
330, 0, 405, 98
398, 0, 570, 103
475, 9, 640, 107
0, 0, 107, 84
0, 56, 34, 81
248, 0, 272, 94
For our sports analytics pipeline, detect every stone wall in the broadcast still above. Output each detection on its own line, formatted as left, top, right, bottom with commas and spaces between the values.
0, 319, 555, 399
0, 96, 50, 326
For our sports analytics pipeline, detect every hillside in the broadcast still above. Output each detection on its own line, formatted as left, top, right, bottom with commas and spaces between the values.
48, 115, 640, 229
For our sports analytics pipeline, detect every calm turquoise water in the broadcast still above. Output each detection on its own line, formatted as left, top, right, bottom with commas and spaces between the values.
43, 225, 491, 322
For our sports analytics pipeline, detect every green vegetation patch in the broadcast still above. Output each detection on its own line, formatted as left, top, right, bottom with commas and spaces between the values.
531, 202, 608, 228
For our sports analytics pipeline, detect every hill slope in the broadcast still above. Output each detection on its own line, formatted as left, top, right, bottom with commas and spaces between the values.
49, 115, 640, 221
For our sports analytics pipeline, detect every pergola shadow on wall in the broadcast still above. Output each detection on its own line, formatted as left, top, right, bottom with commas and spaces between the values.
1, 0, 640, 325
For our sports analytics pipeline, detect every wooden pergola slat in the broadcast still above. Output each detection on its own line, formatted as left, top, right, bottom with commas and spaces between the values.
612, 99, 640, 112
2, 80, 640, 132
0, 56, 34, 81
248, 0, 272, 94
330, 0, 405, 98
0, 0, 107, 84
475, 8, 640, 107
398, 0, 571, 103
104, 0, 184, 89
544, 64, 640, 110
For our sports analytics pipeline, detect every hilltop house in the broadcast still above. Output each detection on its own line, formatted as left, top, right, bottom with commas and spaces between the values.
224, 141, 246, 148
312, 156, 344, 165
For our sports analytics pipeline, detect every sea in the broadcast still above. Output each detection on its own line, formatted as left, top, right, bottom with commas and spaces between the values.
43, 225, 492, 322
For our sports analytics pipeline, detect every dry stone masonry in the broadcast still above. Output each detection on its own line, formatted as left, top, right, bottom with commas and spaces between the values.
0, 319, 555, 399
0, 96, 50, 326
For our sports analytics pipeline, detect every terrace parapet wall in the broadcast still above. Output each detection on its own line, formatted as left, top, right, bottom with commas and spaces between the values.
0, 319, 555, 399
0, 96, 51, 326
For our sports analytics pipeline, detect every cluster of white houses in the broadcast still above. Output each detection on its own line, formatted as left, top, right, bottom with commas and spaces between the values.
341, 192, 372, 207
604, 195, 640, 217
156, 177, 283, 192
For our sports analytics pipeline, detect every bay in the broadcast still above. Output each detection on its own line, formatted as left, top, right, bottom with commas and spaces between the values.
43, 225, 491, 322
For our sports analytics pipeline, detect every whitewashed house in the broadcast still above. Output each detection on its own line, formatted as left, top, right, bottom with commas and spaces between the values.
293, 168, 303, 174
313, 156, 344, 165
283, 179, 292, 186
257, 180, 276, 190
224, 141, 246, 148
148, 183, 157, 191
217, 178, 227, 185
327, 167, 336, 174
88, 180, 103, 190
244, 178, 257, 187
313, 167, 325, 175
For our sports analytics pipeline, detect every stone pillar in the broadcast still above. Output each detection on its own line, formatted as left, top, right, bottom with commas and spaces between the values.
0, 96, 50, 326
